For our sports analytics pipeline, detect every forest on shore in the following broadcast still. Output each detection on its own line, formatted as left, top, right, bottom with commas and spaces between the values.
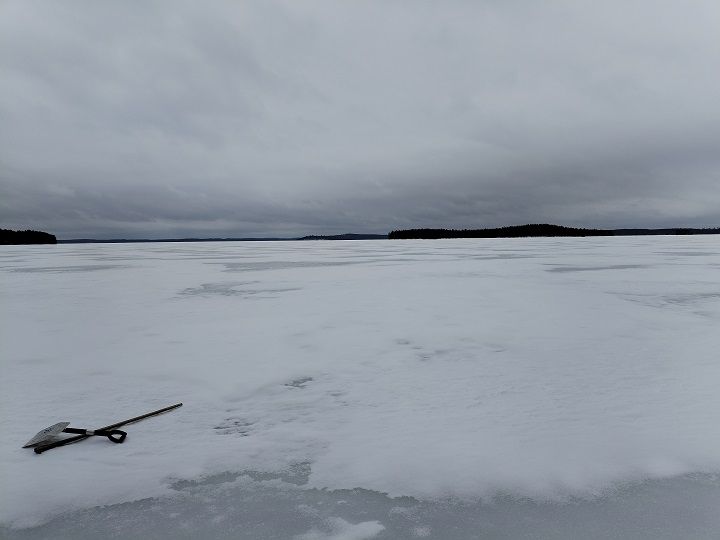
0, 229, 57, 245
388, 224, 720, 239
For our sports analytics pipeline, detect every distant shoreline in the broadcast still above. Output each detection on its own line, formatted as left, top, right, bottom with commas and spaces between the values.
4, 224, 720, 245
57, 233, 388, 244
389, 224, 720, 240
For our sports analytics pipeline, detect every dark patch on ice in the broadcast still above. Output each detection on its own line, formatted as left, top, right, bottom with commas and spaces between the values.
180, 282, 301, 298
617, 291, 720, 309
0, 258, 29, 268
216, 260, 357, 272
662, 292, 720, 305
546, 264, 648, 273
461, 253, 535, 260
180, 281, 257, 296
654, 251, 717, 257
285, 377, 313, 389
8, 264, 130, 273
171, 463, 312, 490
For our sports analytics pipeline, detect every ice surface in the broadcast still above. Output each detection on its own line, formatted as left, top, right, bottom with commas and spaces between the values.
1, 237, 720, 538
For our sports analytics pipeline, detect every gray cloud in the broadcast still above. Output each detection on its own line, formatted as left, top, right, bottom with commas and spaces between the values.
2, 0, 719, 238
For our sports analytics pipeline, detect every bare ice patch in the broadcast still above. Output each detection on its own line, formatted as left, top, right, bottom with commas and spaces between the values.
545, 264, 648, 273
179, 281, 301, 298
295, 517, 385, 540
663, 292, 720, 305
616, 291, 720, 317
7, 264, 130, 273
1, 473, 718, 539
217, 261, 357, 272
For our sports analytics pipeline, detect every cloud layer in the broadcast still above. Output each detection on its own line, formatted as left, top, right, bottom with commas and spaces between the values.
2, 0, 719, 238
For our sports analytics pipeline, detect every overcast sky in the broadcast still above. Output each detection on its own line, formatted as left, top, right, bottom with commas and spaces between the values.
1, 1, 719, 239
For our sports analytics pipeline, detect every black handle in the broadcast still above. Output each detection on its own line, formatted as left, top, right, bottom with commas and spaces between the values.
62, 427, 127, 443
101, 429, 127, 443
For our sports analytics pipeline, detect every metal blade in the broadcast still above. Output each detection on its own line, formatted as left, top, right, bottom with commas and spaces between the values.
23, 422, 70, 448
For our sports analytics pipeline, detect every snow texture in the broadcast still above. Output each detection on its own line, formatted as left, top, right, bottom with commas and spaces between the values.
1, 237, 720, 538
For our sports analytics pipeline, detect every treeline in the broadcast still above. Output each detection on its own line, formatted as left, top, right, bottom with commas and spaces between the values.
389, 224, 610, 239
613, 228, 720, 236
388, 224, 720, 239
0, 229, 57, 245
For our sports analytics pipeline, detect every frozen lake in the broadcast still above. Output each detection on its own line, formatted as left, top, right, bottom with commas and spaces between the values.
1, 237, 720, 539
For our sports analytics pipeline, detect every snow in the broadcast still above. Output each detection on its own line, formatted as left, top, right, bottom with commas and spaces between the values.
1, 236, 720, 538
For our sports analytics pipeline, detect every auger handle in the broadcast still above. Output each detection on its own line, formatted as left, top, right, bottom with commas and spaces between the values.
63, 428, 128, 443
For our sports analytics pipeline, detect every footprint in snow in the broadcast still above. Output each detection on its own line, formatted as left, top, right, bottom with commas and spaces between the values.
285, 376, 313, 389
214, 418, 254, 436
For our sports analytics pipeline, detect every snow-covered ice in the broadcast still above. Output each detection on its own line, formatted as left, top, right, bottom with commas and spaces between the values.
1, 236, 719, 538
